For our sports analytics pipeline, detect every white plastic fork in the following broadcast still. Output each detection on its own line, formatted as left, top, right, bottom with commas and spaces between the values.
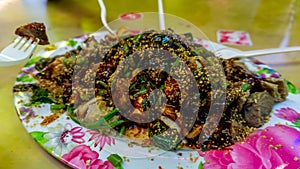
0, 36, 38, 66
215, 46, 300, 59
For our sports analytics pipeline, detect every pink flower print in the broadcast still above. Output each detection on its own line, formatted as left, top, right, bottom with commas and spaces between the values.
200, 125, 300, 169
275, 107, 300, 122
194, 38, 209, 48
58, 126, 85, 144
199, 149, 234, 169
44, 123, 85, 156
87, 130, 115, 150
61, 145, 114, 169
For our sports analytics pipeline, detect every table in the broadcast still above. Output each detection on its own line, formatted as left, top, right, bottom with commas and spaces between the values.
0, 0, 299, 168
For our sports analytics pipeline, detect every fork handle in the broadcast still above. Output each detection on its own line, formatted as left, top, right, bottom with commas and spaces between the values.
243, 46, 300, 57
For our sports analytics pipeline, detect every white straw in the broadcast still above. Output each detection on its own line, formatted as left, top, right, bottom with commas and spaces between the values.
98, 0, 115, 35
158, 0, 166, 30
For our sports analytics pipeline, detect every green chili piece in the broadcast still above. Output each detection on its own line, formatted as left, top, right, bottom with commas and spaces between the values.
50, 104, 66, 111
98, 80, 108, 88
109, 120, 125, 128
133, 88, 148, 97
124, 44, 129, 52
104, 108, 119, 121
98, 89, 107, 96
134, 33, 143, 42
129, 82, 137, 90
119, 126, 126, 136
107, 154, 124, 168
70, 108, 120, 129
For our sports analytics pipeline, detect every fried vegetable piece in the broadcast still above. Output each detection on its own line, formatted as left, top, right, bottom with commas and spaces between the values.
15, 22, 50, 45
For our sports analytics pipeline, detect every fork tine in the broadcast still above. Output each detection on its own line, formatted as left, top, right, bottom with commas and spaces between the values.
26, 40, 38, 53
12, 36, 22, 47
22, 38, 34, 52
15, 37, 28, 50
0, 36, 39, 66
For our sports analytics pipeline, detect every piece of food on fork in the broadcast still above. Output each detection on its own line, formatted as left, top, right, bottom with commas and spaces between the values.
15, 22, 50, 45
0, 22, 50, 66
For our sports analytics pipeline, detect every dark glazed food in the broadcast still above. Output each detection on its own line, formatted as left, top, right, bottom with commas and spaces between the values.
14, 28, 288, 151
15, 22, 50, 45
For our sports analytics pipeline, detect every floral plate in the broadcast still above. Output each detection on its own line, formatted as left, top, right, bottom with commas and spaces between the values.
13, 32, 300, 169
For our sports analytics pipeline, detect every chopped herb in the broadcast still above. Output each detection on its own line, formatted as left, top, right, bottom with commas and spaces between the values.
138, 76, 145, 83
76, 45, 82, 51
159, 84, 165, 90
66, 39, 78, 47
30, 88, 54, 104
241, 83, 251, 91
198, 161, 203, 169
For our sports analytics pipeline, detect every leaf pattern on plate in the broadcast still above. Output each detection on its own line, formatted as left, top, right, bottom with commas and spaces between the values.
286, 80, 300, 94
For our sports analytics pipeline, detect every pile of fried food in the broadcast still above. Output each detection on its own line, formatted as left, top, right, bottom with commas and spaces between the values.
14, 24, 288, 151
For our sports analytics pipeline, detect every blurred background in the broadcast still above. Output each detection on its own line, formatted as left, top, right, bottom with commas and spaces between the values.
0, 0, 299, 168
